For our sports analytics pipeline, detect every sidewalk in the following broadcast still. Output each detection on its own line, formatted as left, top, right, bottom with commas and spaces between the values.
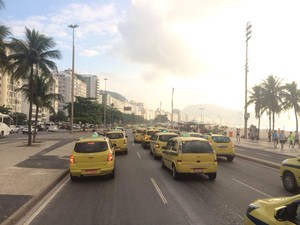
233, 137, 300, 157
0, 132, 86, 225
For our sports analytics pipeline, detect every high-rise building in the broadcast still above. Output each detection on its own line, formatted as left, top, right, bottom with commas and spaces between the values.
78, 74, 100, 101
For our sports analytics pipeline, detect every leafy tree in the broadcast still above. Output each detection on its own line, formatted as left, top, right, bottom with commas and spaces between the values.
0, 105, 11, 114
248, 85, 266, 137
10, 112, 26, 125
8, 27, 61, 146
261, 75, 283, 131
153, 114, 169, 123
65, 97, 102, 131
0, 0, 5, 9
282, 81, 300, 132
17, 73, 64, 142
49, 110, 68, 123
0, 25, 11, 71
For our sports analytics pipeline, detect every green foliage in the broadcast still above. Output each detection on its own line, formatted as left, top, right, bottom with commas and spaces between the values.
49, 110, 68, 122
73, 97, 102, 125
153, 114, 169, 123
10, 112, 26, 125
0, 105, 11, 114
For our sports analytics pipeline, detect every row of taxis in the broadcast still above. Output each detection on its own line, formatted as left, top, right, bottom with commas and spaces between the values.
69, 129, 128, 181
134, 126, 236, 180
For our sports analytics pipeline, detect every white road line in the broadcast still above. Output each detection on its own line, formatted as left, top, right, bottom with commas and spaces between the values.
256, 153, 271, 157
232, 178, 272, 198
23, 178, 69, 225
150, 178, 168, 204
137, 152, 141, 159
237, 149, 245, 152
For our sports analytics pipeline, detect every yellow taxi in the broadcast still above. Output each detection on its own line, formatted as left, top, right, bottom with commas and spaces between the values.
69, 134, 115, 180
244, 194, 300, 224
134, 127, 146, 143
141, 128, 160, 149
280, 157, 300, 192
105, 130, 128, 154
149, 132, 179, 159
181, 132, 203, 138
202, 134, 235, 161
161, 136, 217, 180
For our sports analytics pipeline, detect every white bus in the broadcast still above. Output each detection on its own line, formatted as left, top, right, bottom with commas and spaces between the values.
0, 113, 12, 138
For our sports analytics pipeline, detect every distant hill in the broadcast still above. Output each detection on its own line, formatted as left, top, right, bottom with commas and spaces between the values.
181, 104, 244, 127
107, 91, 127, 102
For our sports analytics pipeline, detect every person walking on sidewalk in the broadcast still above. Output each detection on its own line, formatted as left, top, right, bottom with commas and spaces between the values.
295, 131, 299, 148
236, 128, 240, 142
279, 130, 286, 149
273, 130, 278, 148
288, 131, 295, 148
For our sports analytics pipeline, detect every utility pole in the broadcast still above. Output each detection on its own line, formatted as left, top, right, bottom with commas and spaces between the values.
244, 22, 252, 139
171, 88, 174, 129
103, 78, 108, 128
68, 24, 79, 134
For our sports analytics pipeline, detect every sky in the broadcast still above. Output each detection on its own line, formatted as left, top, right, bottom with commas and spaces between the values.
1, 0, 300, 129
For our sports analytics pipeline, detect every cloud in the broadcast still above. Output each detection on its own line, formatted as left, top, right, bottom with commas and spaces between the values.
79, 49, 99, 57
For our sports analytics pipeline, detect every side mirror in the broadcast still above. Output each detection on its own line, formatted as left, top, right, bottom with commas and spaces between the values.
274, 206, 289, 221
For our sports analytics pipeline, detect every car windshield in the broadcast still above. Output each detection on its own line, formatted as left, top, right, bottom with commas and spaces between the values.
106, 133, 124, 139
159, 135, 178, 142
181, 140, 213, 153
74, 141, 108, 153
212, 136, 230, 143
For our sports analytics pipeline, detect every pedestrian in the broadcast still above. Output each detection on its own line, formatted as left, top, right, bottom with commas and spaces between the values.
236, 128, 240, 142
279, 130, 286, 149
295, 131, 299, 148
272, 130, 278, 148
288, 131, 295, 148
268, 129, 271, 142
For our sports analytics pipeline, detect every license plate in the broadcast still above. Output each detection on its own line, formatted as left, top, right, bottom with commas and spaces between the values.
85, 169, 97, 174
193, 168, 203, 173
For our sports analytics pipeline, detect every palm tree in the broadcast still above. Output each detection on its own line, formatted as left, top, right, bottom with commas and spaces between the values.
281, 81, 300, 132
0, 25, 11, 70
248, 85, 266, 138
0, 0, 5, 9
261, 75, 284, 131
17, 73, 64, 142
8, 27, 61, 146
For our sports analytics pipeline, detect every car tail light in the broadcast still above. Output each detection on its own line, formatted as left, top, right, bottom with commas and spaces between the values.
177, 159, 182, 162
155, 143, 160, 148
70, 155, 75, 164
107, 153, 113, 162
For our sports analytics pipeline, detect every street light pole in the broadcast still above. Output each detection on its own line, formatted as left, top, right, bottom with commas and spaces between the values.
68, 24, 78, 134
171, 88, 174, 129
199, 108, 204, 123
244, 22, 252, 139
103, 78, 108, 128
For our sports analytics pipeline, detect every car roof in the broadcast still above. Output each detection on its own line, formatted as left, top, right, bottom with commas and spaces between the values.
155, 132, 179, 136
78, 135, 107, 143
171, 136, 208, 142
106, 130, 124, 134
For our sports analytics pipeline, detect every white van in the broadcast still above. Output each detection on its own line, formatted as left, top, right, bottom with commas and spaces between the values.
0, 113, 12, 138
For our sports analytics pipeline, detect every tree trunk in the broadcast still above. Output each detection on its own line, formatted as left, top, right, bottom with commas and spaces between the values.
33, 106, 39, 143
27, 67, 34, 146
294, 108, 299, 133
272, 111, 275, 132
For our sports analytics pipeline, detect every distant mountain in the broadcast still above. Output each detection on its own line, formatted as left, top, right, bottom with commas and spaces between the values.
181, 104, 244, 127
107, 91, 127, 102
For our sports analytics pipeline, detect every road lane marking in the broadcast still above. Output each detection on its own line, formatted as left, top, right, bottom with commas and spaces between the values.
232, 178, 272, 198
256, 153, 271, 157
137, 152, 141, 159
150, 178, 168, 204
23, 177, 69, 225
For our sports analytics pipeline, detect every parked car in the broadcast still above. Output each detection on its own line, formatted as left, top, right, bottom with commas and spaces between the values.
22, 126, 37, 134
48, 125, 59, 132
10, 125, 19, 133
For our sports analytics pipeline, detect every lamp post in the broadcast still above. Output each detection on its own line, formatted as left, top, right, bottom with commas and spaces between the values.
103, 78, 108, 128
199, 108, 205, 123
171, 88, 174, 129
244, 22, 252, 139
68, 24, 79, 134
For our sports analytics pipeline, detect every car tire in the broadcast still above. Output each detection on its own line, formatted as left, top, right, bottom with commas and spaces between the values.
124, 149, 128, 155
149, 149, 153, 155
283, 171, 298, 192
172, 165, 179, 180
161, 159, 166, 169
208, 173, 217, 180
153, 151, 157, 160
70, 174, 78, 181
227, 156, 234, 162
110, 169, 115, 179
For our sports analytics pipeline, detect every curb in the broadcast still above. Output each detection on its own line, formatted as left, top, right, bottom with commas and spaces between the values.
1, 169, 69, 225
236, 153, 280, 169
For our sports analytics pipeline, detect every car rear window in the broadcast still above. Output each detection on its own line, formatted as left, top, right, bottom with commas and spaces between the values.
190, 133, 202, 138
181, 140, 213, 153
147, 130, 158, 136
74, 142, 108, 153
212, 136, 230, 143
106, 133, 124, 139
159, 135, 178, 142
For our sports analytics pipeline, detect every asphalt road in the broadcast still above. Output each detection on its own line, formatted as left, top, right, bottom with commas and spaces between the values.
17, 131, 298, 225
